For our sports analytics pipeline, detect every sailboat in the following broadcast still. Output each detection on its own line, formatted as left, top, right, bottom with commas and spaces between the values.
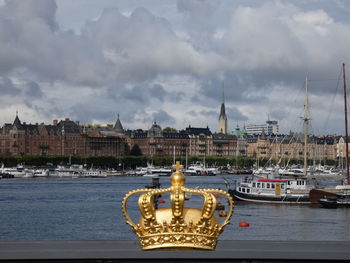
315, 63, 350, 208
228, 78, 312, 203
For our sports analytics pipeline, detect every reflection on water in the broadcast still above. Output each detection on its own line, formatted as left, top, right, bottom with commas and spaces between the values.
0, 175, 349, 241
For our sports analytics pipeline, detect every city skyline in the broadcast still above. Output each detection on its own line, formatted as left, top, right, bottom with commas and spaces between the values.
0, 1, 350, 135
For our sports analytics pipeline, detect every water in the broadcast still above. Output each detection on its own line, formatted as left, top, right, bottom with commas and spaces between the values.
0, 175, 350, 241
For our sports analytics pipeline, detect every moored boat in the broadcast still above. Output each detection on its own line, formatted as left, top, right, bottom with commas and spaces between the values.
183, 161, 217, 176
319, 192, 350, 208
228, 177, 311, 204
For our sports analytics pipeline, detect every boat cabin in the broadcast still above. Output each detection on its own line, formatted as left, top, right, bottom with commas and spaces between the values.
238, 178, 308, 196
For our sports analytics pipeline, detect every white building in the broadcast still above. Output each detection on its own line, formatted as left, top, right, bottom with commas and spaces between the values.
245, 120, 279, 135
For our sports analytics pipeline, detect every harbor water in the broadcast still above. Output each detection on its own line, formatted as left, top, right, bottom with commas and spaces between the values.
1, 175, 350, 241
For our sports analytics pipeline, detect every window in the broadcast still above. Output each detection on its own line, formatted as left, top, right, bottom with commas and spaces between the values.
262, 183, 265, 188
267, 183, 270, 189
271, 184, 275, 189
252, 182, 256, 187
257, 183, 261, 188
247, 189, 250, 193
281, 184, 285, 189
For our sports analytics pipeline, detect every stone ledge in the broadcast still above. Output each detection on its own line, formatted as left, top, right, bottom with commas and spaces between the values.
0, 240, 349, 262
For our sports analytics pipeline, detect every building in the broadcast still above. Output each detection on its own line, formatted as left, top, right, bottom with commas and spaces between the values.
0, 114, 127, 156
130, 122, 189, 157
185, 126, 212, 157
245, 119, 279, 135
246, 132, 338, 162
232, 125, 248, 157
212, 133, 237, 157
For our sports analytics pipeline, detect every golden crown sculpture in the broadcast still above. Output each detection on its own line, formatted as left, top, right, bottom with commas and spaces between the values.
122, 161, 234, 250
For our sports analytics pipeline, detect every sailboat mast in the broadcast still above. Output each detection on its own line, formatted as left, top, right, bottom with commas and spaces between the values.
303, 77, 309, 177
342, 63, 350, 184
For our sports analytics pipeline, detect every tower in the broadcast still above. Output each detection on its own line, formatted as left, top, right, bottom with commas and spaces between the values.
218, 84, 228, 134
114, 113, 125, 135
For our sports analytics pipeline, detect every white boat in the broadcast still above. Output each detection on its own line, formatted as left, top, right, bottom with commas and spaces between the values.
278, 168, 305, 177
33, 169, 49, 177
183, 162, 217, 176
143, 170, 160, 177
135, 163, 172, 176
52, 165, 107, 178
229, 176, 311, 204
252, 167, 276, 177
83, 169, 108, 178
0, 164, 33, 178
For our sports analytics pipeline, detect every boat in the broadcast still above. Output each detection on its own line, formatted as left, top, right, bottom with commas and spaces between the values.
52, 164, 107, 178
143, 170, 161, 177
319, 185, 350, 208
135, 162, 172, 176
229, 177, 310, 204
278, 167, 306, 178
33, 169, 49, 177
0, 163, 33, 178
228, 78, 313, 203
83, 169, 108, 178
310, 64, 350, 206
252, 167, 276, 177
183, 161, 217, 176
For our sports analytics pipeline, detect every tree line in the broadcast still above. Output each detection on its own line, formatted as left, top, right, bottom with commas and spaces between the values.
0, 155, 337, 169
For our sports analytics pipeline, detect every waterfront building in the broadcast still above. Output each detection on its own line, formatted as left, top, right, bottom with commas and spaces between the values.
245, 119, 279, 135
211, 133, 237, 157
130, 122, 189, 157
246, 133, 338, 162
185, 126, 213, 157
0, 114, 341, 161
130, 124, 241, 158
0, 114, 127, 156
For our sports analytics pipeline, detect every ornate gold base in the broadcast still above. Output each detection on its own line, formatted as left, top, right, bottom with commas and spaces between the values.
140, 234, 217, 250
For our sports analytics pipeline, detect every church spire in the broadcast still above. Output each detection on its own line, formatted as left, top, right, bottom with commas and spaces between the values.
222, 82, 225, 104
218, 83, 228, 134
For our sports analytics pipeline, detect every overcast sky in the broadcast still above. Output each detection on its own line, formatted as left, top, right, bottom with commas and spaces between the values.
0, 0, 350, 135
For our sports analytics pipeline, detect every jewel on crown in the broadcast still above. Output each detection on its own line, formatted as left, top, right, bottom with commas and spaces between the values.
122, 161, 234, 250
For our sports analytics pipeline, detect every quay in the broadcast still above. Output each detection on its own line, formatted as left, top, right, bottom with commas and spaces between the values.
0, 240, 350, 262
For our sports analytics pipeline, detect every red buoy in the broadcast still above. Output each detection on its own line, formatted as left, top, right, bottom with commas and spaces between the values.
239, 221, 250, 227
158, 200, 165, 204
214, 194, 220, 198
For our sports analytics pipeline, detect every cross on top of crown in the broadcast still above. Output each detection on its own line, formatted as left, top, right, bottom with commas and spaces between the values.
172, 161, 183, 173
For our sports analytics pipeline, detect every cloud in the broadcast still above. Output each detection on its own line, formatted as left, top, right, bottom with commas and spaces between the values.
0, 77, 21, 95
152, 110, 175, 126
226, 107, 248, 122
0, 0, 349, 135
25, 81, 43, 98
150, 84, 166, 102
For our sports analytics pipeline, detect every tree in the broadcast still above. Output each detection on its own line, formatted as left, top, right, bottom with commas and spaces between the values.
163, 127, 177, 132
130, 144, 142, 156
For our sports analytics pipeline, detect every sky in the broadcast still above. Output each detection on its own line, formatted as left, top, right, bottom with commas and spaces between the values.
0, 0, 350, 135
